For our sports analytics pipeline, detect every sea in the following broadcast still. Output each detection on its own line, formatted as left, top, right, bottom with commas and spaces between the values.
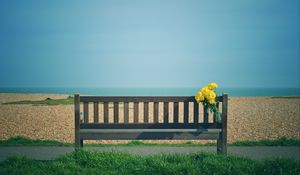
0, 88, 299, 97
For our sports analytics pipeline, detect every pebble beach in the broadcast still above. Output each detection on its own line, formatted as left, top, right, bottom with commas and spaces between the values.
0, 93, 299, 144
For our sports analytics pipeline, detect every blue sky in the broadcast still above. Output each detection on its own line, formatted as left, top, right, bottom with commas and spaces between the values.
0, 0, 299, 88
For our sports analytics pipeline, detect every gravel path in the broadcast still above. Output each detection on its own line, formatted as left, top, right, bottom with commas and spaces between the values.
0, 146, 299, 161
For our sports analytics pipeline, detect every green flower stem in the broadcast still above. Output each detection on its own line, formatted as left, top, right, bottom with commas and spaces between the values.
202, 101, 221, 123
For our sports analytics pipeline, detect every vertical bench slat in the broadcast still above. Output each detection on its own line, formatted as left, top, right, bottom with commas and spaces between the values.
124, 102, 129, 123
83, 102, 89, 123
173, 102, 179, 123
221, 94, 228, 153
217, 94, 228, 154
203, 105, 209, 124
104, 102, 109, 123
134, 102, 139, 123
114, 102, 119, 123
144, 102, 149, 123
163, 102, 169, 123
94, 102, 99, 123
193, 102, 199, 124
184, 102, 189, 123
154, 102, 159, 123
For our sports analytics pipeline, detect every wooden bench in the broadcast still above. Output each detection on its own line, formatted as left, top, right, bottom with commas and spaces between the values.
74, 93, 228, 154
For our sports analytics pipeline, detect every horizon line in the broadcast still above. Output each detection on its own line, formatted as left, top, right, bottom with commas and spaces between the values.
0, 87, 299, 89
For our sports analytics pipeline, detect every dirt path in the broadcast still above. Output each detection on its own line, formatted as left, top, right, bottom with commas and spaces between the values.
0, 146, 299, 161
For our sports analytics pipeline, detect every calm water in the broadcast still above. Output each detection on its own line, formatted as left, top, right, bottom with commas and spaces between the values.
0, 88, 299, 97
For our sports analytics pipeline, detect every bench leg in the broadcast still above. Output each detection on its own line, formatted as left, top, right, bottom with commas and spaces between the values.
217, 138, 222, 154
75, 138, 83, 150
74, 94, 81, 150
75, 135, 81, 150
80, 139, 83, 147
217, 133, 227, 154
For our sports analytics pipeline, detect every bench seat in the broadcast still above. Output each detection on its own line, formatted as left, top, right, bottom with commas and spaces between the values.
80, 128, 222, 140
80, 128, 222, 133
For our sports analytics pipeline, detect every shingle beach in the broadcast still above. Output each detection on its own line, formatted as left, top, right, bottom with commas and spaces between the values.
0, 93, 299, 144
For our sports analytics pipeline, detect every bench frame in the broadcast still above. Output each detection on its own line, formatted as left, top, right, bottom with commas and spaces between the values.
74, 93, 228, 154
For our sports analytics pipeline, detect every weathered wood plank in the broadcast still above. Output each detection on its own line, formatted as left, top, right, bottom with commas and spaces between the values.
134, 102, 139, 123
154, 102, 159, 123
114, 102, 119, 123
80, 123, 220, 129
144, 102, 149, 123
80, 96, 223, 103
83, 102, 89, 123
80, 129, 221, 133
193, 102, 199, 124
104, 102, 109, 123
173, 102, 179, 123
203, 105, 209, 124
80, 132, 220, 140
94, 102, 99, 123
184, 102, 189, 123
74, 94, 80, 149
124, 102, 129, 123
163, 102, 169, 123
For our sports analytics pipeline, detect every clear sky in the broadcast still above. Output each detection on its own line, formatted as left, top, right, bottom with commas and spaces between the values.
0, 0, 299, 88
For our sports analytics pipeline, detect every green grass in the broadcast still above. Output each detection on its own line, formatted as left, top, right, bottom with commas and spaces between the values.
0, 136, 71, 146
231, 137, 300, 146
0, 137, 215, 147
0, 149, 299, 175
86, 140, 217, 147
1, 136, 300, 147
2, 96, 74, 105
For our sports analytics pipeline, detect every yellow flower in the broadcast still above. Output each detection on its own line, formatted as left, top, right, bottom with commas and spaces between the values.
207, 83, 218, 90
201, 87, 211, 98
208, 99, 216, 104
195, 91, 204, 103
195, 83, 218, 104
208, 91, 216, 100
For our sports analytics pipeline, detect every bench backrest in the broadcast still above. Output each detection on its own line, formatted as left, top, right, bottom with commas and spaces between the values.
74, 94, 228, 129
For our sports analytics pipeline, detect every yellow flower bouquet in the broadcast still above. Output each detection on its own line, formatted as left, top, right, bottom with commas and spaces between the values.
195, 83, 221, 123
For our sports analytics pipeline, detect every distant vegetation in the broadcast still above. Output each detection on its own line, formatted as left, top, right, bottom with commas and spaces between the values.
3, 96, 74, 105
0, 149, 299, 175
1, 136, 299, 147
271, 96, 300, 99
